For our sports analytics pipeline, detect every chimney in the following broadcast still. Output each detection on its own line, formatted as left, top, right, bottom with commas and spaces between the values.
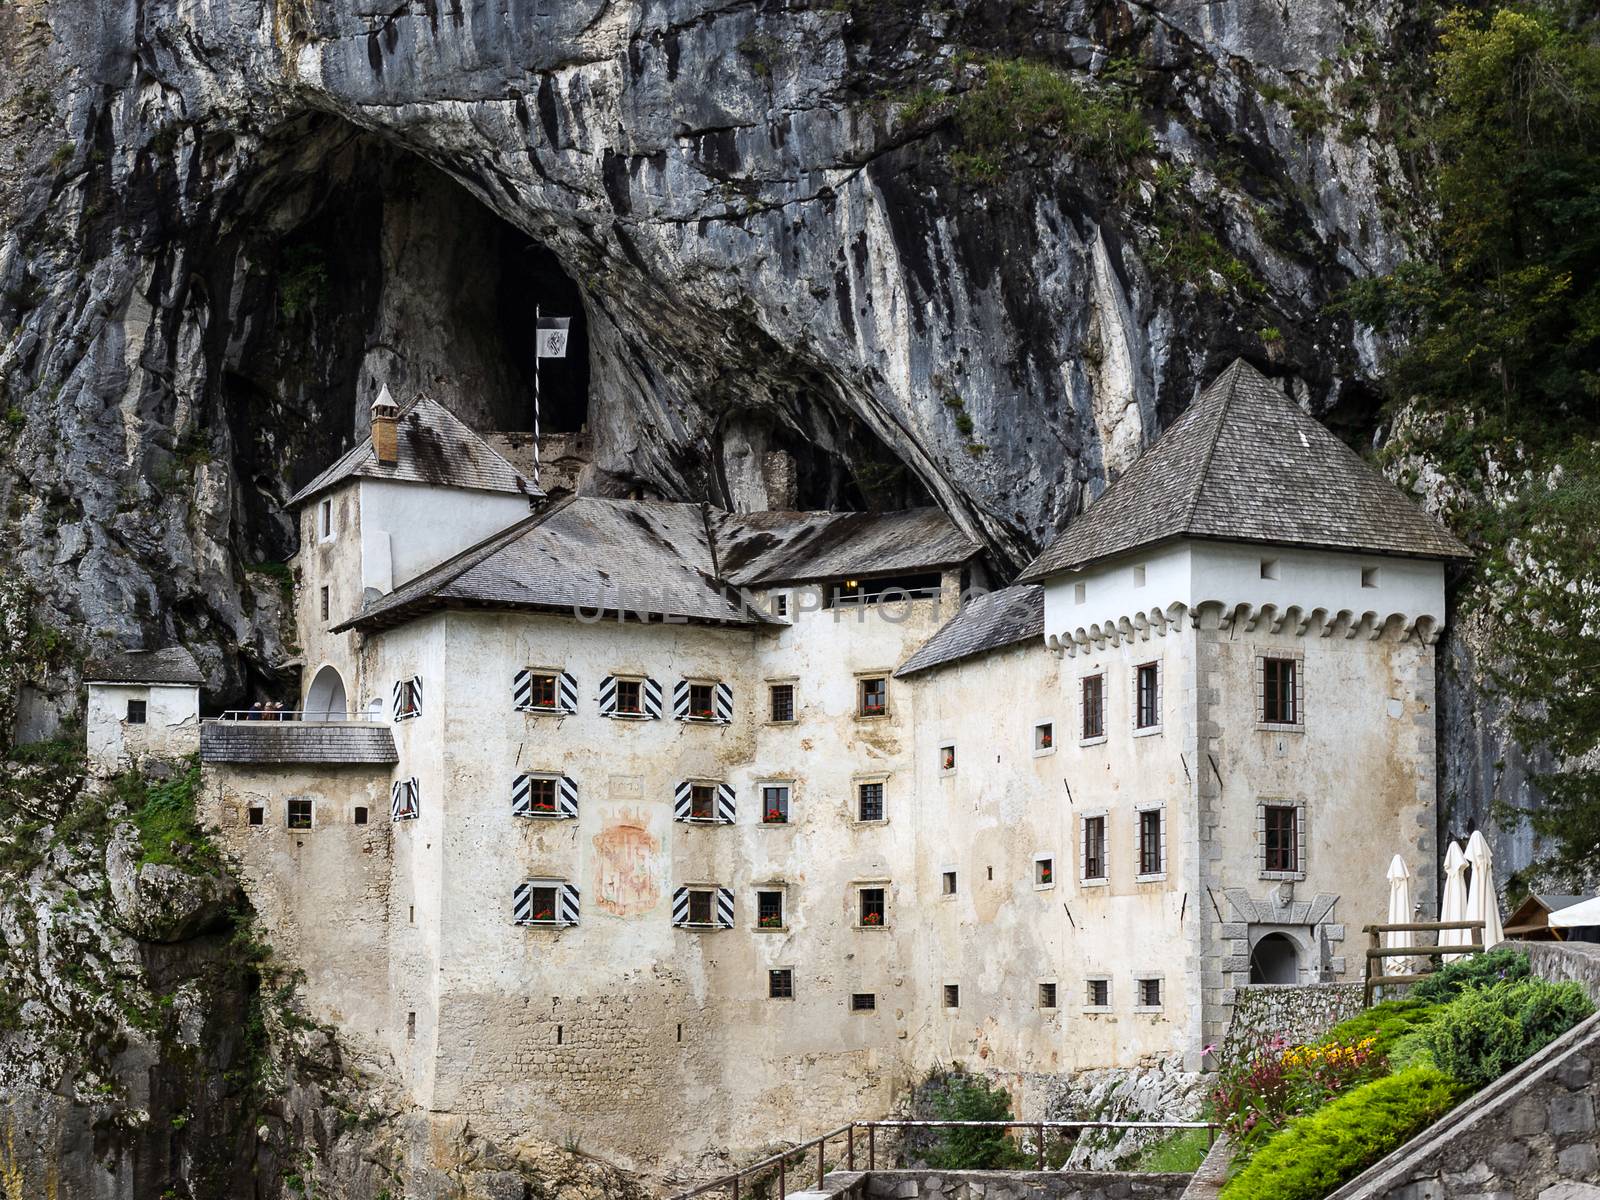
371, 384, 400, 465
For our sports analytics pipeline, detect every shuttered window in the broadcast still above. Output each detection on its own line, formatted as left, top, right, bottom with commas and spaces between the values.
514, 669, 578, 714
393, 677, 422, 721
390, 778, 419, 822
674, 781, 735, 824
599, 675, 662, 719
674, 679, 733, 723
672, 886, 734, 928
513, 880, 579, 926
512, 774, 578, 819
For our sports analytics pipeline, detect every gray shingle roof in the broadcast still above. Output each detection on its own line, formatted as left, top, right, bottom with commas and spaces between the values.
895, 585, 1044, 678
85, 647, 203, 686
200, 722, 399, 765
713, 509, 981, 587
1018, 359, 1470, 582
285, 395, 539, 508
337, 497, 771, 632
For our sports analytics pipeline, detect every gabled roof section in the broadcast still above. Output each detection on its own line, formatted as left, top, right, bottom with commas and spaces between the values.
1018, 359, 1470, 582
713, 508, 981, 587
85, 647, 203, 686
337, 498, 774, 633
895, 585, 1044, 678
285, 394, 539, 508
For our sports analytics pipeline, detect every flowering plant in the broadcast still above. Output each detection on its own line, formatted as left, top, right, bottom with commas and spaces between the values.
765, 808, 787, 823
1039, 864, 1052, 882
534, 908, 554, 921
1039, 730, 1053, 748
759, 913, 783, 928
862, 911, 883, 926
1210, 1029, 1383, 1155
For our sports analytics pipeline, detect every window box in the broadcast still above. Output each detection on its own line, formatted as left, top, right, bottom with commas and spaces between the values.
515, 668, 577, 714
513, 774, 577, 820
602, 675, 661, 719
761, 784, 791, 825
675, 781, 735, 824
514, 879, 579, 927
393, 676, 422, 721
757, 889, 785, 930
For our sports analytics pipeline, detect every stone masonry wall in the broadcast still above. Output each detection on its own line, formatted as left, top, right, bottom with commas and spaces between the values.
1220, 983, 1364, 1059
860, 1169, 1190, 1200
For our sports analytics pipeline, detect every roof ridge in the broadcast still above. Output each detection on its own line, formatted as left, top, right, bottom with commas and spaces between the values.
1182, 361, 1250, 532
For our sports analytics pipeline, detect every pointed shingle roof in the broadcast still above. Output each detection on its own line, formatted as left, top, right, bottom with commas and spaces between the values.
894, 584, 1044, 678
286, 394, 539, 508
1018, 360, 1469, 582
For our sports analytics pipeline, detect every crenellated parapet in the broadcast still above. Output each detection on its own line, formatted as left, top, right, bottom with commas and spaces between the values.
1048, 599, 1443, 656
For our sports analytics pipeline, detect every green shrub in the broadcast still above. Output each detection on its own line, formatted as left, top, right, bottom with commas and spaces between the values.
1136, 1126, 1212, 1172
1314, 998, 1441, 1060
1424, 978, 1594, 1089
1410, 948, 1531, 1004
1219, 1067, 1464, 1200
922, 1073, 1030, 1169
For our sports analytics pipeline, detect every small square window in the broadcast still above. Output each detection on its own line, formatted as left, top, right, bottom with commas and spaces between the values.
353, 806, 368, 826
762, 785, 790, 825
1361, 566, 1380, 588
858, 887, 886, 927
247, 806, 264, 826
939, 743, 956, 774
287, 799, 313, 830
851, 993, 876, 1012
523, 885, 559, 924
126, 699, 147, 725
769, 968, 794, 999
857, 782, 885, 822
1135, 663, 1161, 730
1081, 675, 1105, 741
1034, 722, 1054, 753
943, 984, 960, 1009
687, 682, 715, 719
1035, 857, 1055, 887
1073, 582, 1086, 605
525, 673, 558, 710
615, 679, 643, 715
1133, 564, 1146, 587
1039, 982, 1058, 1009
687, 890, 715, 925
1087, 978, 1110, 1008
1261, 558, 1279, 580
320, 586, 330, 622
1138, 978, 1163, 1008
769, 683, 795, 723
527, 777, 559, 815
689, 784, 716, 821
941, 869, 957, 896
757, 890, 785, 929
858, 677, 887, 718
773, 593, 789, 618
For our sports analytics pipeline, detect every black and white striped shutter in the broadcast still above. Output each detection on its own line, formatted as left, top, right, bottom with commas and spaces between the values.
513, 882, 534, 925
671, 886, 689, 926
513, 669, 533, 711
391, 680, 404, 720
672, 680, 689, 720
715, 887, 735, 928
511, 775, 533, 817
558, 671, 578, 713
673, 781, 693, 822
597, 675, 616, 716
558, 776, 578, 819
391, 778, 418, 821
714, 682, 733, 724
558, 883, 580, 925
716, 783, 736, 824
642, 677, 663, 719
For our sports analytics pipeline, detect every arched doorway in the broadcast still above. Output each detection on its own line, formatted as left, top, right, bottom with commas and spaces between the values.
305, 665, 348, 721
1250, 933, 1301, 984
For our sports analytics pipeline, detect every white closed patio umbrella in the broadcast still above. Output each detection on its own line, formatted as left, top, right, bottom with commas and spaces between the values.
1385, 854, 1416, 979
1464, 830, 1505, 951
1438, 841, 1470, 963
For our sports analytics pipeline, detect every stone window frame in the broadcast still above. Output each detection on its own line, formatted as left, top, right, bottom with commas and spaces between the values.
757, 779, 794, 827
938, 741, 957, 776
287, 797, 314, 831
855, 671, 891, 720
1258, 799, 1308, 881
1033, 852, 1056, 891
1032, 719, 1056, 757
852, 771, 890, 826
768, 966, 796, 1000
1255, 647, 1306, 732
1038, 980, 1059, 1010
942, 982, 961, 1010
854, 880, 891, 930
1079, 671, 1108, 746
1135, 804, 1167, 883
317, 497, 337, 544
766, 677, 798, 725
939, 864, 958, 899
126, 697, 148, 725
1084, 975, 1112, 1012
850, 992, 877, 1013
1132, 660, 1163, 737
1134, 974, 1165, 1012
1079, 809, 1110, 888
754, 883, 788, 932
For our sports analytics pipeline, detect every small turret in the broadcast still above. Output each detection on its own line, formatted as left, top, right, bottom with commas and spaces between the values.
371, 385, 400, 465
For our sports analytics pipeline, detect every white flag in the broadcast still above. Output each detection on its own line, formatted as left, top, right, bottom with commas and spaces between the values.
536, 317, 570, 359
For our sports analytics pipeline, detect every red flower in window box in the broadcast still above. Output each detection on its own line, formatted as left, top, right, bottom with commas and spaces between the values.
693, 706, 715, 719
534, 908, 554, 921
765, 808, 787, 823
862, 911, 882, 926
1040, 864, 1052, 883
759, 914, 783, 928
1039, 731, 1053, 748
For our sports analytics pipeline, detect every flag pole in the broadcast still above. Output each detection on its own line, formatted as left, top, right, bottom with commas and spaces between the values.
533, 303, 542, 494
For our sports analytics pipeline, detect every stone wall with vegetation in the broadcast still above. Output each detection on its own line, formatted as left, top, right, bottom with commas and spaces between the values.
1220, 984, 1365, 1060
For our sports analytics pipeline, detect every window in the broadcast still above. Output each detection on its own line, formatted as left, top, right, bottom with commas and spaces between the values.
673, 886, 733, 928
858, 887, 886, 927
1261, 657, 1300, 725
1260, 558, 1279, 580
1035, 856, 1055, 888
1082, 815, 1107, 882
247, 806, 264, 826
1087, 978, 1110, 1008
320, 586, 330, 622
520, 884, 558, 924
941, 869, 957, 896
1264, 804, 1301, 874
287, 799, 312, 830
1081, 675, 1105, 741
516, 669, 576, 714
687, 682, 715, 720
354, 806, 368, 825
393, 677, 422, 721
943, 984, 960, 1009
769, 968, 794, 999
1074, 582, 1086, 604
318, 498, 333, 541
407, 1012, 416, 1041
1138, 978, 1163, 1008
602, 675, 660, 719
939, 743, 956, 774
1039, 982, 1058, 1009
1135, 663, 1161, 730
769, 683, 795, 723
689, 784, 716, 821
757, 890, 785, 929
1034, 722, 1054, 753
688, 890, 715, 925
773, 593, 789, 618
857, 781, 885, 822
858, 677, 887, 718
1133, 564, 1147, 587
526, 673, 558, 710
513, 880, 579, 926
761, 784, 790, 825
615, 679, 642, 715
1138, 809, 1165, 877
126, 699, 147, 725
390, 777, 420, 821
851, 993, 876, 1012
1361, 566, 1380, 588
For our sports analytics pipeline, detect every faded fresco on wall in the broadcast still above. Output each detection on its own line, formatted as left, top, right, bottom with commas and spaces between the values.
593, 808, 659, 916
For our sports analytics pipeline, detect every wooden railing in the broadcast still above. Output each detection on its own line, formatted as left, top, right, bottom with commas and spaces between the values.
1363, 920, 1487, 1003
667, 1118, 1218, 1200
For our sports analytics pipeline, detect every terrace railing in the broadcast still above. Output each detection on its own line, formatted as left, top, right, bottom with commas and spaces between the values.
208, 709, 383, 723
1362, 920, 1487, 1004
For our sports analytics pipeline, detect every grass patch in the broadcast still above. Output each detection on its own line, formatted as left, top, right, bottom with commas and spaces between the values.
1135, 1126, 1212, 1172
113, 757, 219, 872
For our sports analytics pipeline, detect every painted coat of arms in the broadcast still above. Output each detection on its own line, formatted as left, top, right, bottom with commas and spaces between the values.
592, 808, 660, 916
